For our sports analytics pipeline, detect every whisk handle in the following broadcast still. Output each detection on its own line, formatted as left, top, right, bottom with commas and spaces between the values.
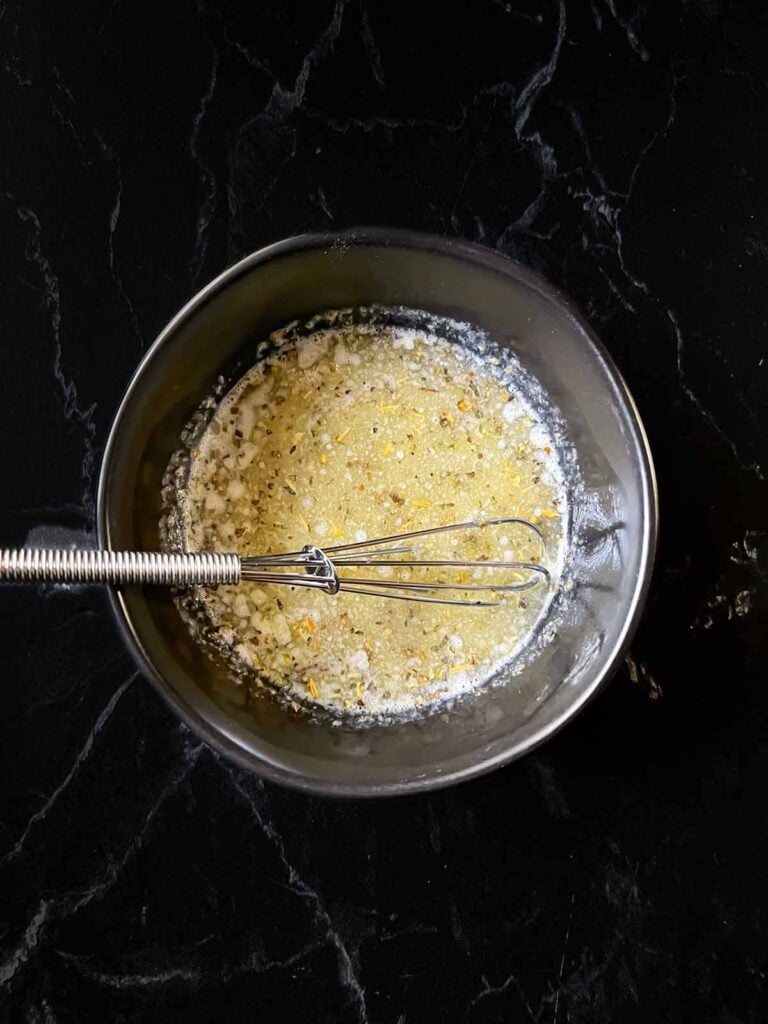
0, 549, 241, 586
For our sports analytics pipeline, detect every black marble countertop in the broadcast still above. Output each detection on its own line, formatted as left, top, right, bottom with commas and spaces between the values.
2, 2, 767, 1021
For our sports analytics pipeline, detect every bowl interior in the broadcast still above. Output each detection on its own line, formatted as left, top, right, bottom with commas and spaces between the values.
98, 231, 656, 795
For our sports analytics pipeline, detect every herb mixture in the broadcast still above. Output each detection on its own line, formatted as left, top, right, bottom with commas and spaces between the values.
176, 325, 566, 718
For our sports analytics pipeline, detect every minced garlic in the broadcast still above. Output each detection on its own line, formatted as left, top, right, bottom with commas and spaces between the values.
176, 325, 566, 719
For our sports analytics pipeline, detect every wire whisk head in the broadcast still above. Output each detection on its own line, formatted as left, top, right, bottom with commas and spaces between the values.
240, 517, 550, 606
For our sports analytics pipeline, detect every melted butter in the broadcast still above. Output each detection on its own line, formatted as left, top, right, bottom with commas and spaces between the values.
178, 326, 566, 718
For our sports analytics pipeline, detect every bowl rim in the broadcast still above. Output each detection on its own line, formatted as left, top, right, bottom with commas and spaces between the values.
97, 227, 659, 797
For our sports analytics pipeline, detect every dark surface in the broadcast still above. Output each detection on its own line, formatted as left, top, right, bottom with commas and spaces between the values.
1, 1, 767, 1021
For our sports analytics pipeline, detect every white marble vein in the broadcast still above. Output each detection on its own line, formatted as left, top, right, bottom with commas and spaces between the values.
189, 50, 220, 284
600, 0, 649, 61
262, 0, 347, 124
565, 78, 766, 483
513, 0, 566, 138
0, 740, 202, 992
62, 740, 204, 914
104, 149, 143, 348
61, 938, 322, 991
230, 775, 369, 1022
0, 901, 49, 987
498, 0, 566, 245
466, 970, 537, 1021
668, 308, 765, 480
227, 0, 349, 250
552, 893, 576, 1022
1, 672, 137, 865
1, 2, 31, 89
316, 185, 334, 220
569, 84, 676, 304
10, 200, 98, 514
358, 0, 385, 88
48, 66, 143, 347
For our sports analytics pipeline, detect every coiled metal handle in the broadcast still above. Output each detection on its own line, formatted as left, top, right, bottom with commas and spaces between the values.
0, 549, 241, 586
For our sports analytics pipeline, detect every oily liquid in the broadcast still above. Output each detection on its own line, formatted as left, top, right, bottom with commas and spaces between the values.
176, 326, 566, 719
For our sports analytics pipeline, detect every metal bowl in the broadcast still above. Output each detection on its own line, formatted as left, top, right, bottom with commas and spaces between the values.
97, 229, 657, 796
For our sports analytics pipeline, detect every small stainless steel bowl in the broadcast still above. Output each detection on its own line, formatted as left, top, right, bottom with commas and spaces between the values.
97, 229, 657, 796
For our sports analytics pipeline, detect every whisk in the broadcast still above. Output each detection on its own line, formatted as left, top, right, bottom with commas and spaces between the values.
0, 517, 549, 606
